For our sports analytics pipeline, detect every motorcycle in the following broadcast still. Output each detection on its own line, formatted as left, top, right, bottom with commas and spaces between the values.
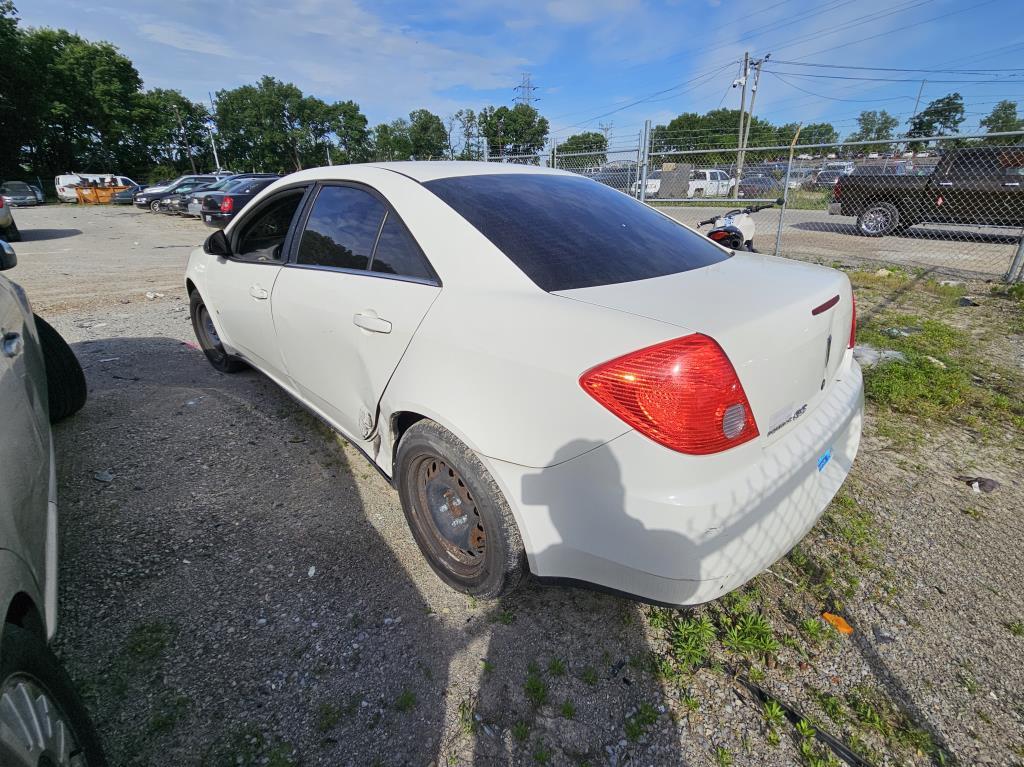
696, 198, 783, 253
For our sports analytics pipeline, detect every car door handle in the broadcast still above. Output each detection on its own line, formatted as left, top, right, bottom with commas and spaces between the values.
1004, 182, 1021, 187
938, 181, 953, 187
353, 313, 392, 334
2, 331, 23, 358
249, 284, 269, 300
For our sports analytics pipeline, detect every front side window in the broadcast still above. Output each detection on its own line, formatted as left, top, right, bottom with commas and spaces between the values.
235, 190, 305, 263
426, 173, 730, 291
297, 186, 386, 270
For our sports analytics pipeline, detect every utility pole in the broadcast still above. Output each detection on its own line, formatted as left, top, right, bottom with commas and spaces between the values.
738, 53, 770, 193
207, 92, 222, 172
599, 121, 613, 142
733, 53, 750, 199
911, 79, 927, 120
513, 73, 539, 107
171, 104, 197, 174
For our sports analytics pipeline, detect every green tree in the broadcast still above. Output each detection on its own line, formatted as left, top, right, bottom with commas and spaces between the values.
907, 93, 965, 139
478, 104, 549, 158
215, 76, 313, 171
446, 109, 481, 160
979, 100, 1022, 135
372, 119, 413, 161
799, 122, 838, 145
555, 131, 607, 168
848, 110, 900, 143
407, 109, 447, 159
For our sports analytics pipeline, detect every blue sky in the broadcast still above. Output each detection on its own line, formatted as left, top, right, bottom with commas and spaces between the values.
17, 0, 1024, 147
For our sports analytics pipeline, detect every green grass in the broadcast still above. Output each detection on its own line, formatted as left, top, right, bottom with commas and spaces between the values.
315, 702, 342, 732
670, 613, 717, 668
721, 612, 778, 657
547, 657, 566, 677
714, 745, 734, 766
624, 703, 659, 741
525, 671, 549, 708
394, 689, 416, 712
457, 697, 477, 736
581, 666, 598, 686
560, 700, 576, 719
511, 721, 530, 741
1006, 620, 1024, 637
762, 699, 785, 729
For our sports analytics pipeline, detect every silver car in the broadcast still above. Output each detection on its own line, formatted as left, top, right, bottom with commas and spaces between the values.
0, 240, 105, 765
0, 198, 16, 242
0, 182, 40, 207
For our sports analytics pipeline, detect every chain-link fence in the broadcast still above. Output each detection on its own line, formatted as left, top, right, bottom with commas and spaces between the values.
486, 131, 1024, 281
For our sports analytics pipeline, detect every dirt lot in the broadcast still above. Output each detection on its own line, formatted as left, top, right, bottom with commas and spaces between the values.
8, 203, 1024, 766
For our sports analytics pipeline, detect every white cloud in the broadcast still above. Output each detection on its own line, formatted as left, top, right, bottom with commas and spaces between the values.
137, 22, 234, 58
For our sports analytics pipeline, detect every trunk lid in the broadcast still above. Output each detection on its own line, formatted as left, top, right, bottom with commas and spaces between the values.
555, 254, 854, 443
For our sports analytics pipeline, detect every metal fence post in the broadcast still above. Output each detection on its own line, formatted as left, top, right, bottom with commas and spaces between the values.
639, 120, 651, 203
773, 125, 803, 258
1007, 233, 1024, 282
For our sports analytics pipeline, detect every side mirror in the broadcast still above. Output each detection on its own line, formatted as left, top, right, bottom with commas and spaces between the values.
203, 229, 231, 257
0, 240, 16, 271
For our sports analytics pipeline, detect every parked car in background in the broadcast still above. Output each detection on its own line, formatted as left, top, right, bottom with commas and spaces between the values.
806, 170, 843, 191
850, 162, 910, 177
54, 173, 136, 202
112, 184, 143, 204
199, 176, 280, 226
830, 146, 1024, 235
134, 175, 227, 212
823, 161, 855, 175
785, 168, 816, 189
1, 182, 40, 207
0, 197, 19, 241
0, 239, 106, 765
630, 170, 661, 198
183, 174, 278, 218
186, 161, 862, 606
736, 175, 779, 198
688, 169, 733, 198
590, 161, 639, 192
29, 185, 44, 203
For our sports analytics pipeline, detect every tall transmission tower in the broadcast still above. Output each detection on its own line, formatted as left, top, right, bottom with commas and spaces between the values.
598, 122, 614, 141
513, 73, 539, 106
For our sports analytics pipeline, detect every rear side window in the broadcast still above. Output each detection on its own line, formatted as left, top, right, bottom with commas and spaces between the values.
370, 214, 434, 281
297, 186, 385, 271
425, 174, 729, 291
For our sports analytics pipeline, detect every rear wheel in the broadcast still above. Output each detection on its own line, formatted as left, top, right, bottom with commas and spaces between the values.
396, 420, 525, 599
33, 314, 87, 423
856, 202, 900, 237
0, 623, 108, 766
189, 291, 245, 373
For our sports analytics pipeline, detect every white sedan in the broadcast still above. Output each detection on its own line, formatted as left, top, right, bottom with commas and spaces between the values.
185, 162, 863, 606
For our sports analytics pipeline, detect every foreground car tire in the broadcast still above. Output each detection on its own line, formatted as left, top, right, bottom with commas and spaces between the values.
189, 291, 246, 373
856, 202, 900, 236
396, 420, 526, 599
0, 623, 108, 766
33, 314, 87, 423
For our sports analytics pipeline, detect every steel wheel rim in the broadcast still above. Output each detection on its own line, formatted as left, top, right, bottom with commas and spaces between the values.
411, 455, 486, 578
0, 674, 86, 767
199, 305, 221, 348
862, 207, 890, 234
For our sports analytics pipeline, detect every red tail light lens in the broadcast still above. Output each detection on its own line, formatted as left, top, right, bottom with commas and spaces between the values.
849, 293, 857, 349
0, 196, 4, 208
832, 178, 842, 200
580, 334, 759, 455
220, 196, 234, 213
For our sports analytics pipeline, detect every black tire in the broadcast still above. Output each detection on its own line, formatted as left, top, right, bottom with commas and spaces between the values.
4, 221, 20, 242
396, 420, 526, 599
189, 291, 246, 373
149, 200, 160, 212
0, 623, 108, 766
856, 202, 900, 237
33, 313, 87, 423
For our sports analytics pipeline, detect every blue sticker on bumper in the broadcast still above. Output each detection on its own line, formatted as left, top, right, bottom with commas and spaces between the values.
817, 447, 832, 472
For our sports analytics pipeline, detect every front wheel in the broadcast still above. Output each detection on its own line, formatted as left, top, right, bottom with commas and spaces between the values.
189, 291, 246, 373
396, 420, 526, 599
149, 200, 160, 213
856, 202, 900, 237
0, 623, 108, 766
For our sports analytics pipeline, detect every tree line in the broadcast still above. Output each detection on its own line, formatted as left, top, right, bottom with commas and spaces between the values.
1, 1, 1020, 184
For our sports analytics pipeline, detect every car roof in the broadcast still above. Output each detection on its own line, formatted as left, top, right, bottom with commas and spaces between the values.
283, 161, 577, 185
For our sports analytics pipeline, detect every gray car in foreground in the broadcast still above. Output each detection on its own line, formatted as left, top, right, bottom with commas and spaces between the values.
0, 240, 105, 765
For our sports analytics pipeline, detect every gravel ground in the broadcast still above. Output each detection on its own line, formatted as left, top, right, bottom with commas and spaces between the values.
8, 203, 1024, 766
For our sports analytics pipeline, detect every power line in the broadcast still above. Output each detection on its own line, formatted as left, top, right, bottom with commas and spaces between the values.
765, 69, 1019, 85
769, 60, 1024, 74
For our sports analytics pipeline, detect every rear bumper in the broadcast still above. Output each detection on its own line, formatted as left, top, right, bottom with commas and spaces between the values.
491, 358, 863, 606
202, 212, 231, 227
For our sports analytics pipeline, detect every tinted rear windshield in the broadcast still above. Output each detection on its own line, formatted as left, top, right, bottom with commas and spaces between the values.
424, 174, 729, 291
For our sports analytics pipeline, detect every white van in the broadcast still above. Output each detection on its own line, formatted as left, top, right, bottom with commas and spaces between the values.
54, 173, 137, 202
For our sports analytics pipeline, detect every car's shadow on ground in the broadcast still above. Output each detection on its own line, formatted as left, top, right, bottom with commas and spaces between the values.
17, 227, 83, 241
52, 335, 684, 766
791, 220, 1021, 244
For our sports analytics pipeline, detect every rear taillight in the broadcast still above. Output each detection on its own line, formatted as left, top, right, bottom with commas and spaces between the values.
580, 334, 759, 455
832, 178, 842, 200
220, 196, 234, 213
849, 294, 857, 349
0, 197, 4, 208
